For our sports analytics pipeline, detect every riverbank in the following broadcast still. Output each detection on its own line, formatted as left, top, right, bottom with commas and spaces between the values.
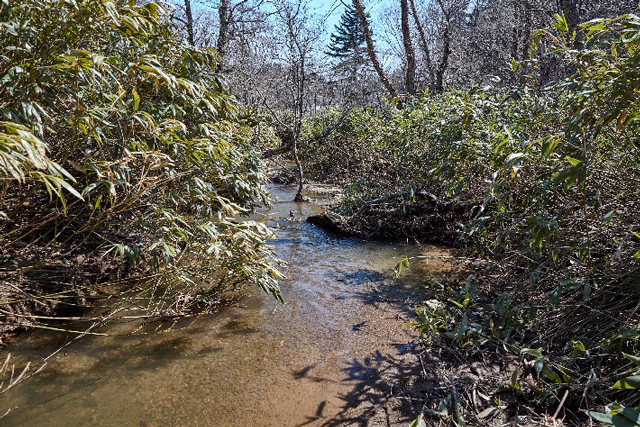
292, 67, 640, 423
0, 185, 458, 426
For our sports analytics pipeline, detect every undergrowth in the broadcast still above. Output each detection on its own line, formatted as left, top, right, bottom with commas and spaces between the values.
0, 0, 281, 347
299, 12, 640, 426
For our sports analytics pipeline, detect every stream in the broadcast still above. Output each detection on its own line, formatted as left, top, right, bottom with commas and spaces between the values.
0, 185, 453, 426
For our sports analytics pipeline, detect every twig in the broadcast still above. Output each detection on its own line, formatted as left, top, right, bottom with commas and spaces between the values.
0, 408, 12, 420
261, 107, 353, 159
553, 389, 569, 420
0, 318, 110, 395
418, 353, 428, 378
450, 376, 460, 425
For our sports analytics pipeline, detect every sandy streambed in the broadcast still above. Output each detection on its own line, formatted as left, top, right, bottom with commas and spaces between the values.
0, 185, 454, 426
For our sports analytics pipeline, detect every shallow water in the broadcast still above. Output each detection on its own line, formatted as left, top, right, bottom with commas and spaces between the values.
0, 185, 452, 426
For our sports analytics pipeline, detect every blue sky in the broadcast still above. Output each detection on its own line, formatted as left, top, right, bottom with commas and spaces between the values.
188, 0, 394, 54
308, 0, 390, 37
189, 0, 391, 41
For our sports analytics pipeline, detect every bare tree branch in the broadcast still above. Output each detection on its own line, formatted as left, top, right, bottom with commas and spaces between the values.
261, 107, 354, 159
401, 0, 417, 95
352, 0, 398, 98
409, 0, 435, 89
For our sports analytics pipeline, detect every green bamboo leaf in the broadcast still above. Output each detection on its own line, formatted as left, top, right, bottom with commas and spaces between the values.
505, 152, 525, 164
566, 156, 584, 167
121, 15, 140, 31
553, 13, 569, 33
601, 211, 615, 222
613, 375, 640, 389
409, 414, 427, 427
621, 408, 640, 425
610, 415, 640, 427
541, 365, 562, 383
50, 175, 84, 200
82, 181, 102, 196
132, 87, 140, 111
585, 411, 613, 424
542, 137, 560, 156
478, 407, 499, 419
623, 353, 640, 366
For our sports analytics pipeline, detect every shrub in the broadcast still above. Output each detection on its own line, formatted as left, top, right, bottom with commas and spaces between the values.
0, 0, 281, 338
302, 12, 640, 420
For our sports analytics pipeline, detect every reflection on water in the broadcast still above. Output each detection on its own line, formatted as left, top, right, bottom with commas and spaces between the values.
0, 185, 452, 427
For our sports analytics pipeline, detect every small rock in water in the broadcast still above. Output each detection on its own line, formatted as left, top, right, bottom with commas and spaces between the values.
352, 321, 368, 331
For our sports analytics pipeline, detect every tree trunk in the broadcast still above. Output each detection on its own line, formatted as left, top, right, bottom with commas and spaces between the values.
352, 0, 397, 98
511, 0, 520, 61
409, 0, 435, 90
434, 23, 450, 93
521, 0, 532, 60
560, 0, 582, 47
294, 56, 306, 201
184, 0, 194, 46
401, 0, 417, 95
292, 136, 304, 202
216, 0, 230, 72
434, 0, 450, 94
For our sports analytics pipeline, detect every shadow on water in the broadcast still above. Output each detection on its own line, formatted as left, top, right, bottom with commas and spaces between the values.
291, 364, 338, 385
0, 184, 457, 427
289, 258, 466, 426
290, 347, 424, 427
294, 345, 480, 427
6, 312, 262, 409
334, 268, 420, 317
325, 350, 420, 427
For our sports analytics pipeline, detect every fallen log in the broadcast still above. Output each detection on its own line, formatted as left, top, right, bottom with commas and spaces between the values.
307, 211, 355, 236
307, 191, 474, 243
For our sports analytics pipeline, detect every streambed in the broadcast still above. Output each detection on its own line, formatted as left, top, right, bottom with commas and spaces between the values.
0, 185, 453, 426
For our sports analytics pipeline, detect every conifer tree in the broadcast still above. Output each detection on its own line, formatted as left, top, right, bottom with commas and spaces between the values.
327, 7, 367, 75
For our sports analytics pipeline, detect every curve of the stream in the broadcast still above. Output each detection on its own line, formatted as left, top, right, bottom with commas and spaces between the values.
0, 185, 453, 426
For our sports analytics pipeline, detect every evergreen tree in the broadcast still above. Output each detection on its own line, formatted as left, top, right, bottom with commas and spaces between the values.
327, 7, 367, 73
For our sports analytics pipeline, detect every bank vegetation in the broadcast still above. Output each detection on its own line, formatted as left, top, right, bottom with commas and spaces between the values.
293, 12, 640, 426
0, 0, 281, 347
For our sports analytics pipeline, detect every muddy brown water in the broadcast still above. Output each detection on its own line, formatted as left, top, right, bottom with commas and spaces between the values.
0, 185, 453, 426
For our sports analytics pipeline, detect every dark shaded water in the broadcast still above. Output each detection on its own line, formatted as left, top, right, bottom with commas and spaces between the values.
0, 185, 451, 426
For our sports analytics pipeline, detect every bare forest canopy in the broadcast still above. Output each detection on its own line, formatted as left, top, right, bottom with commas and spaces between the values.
171, 0, 639, 110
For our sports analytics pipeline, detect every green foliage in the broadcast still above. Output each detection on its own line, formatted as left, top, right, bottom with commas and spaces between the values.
326, 6, 367, 76
302, 9, 640, 418
586, 404, 640, 427
394, 256, 410, 278
408, 414, 427, 427
299, 107, 386, 191
0, 0, 281, 333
